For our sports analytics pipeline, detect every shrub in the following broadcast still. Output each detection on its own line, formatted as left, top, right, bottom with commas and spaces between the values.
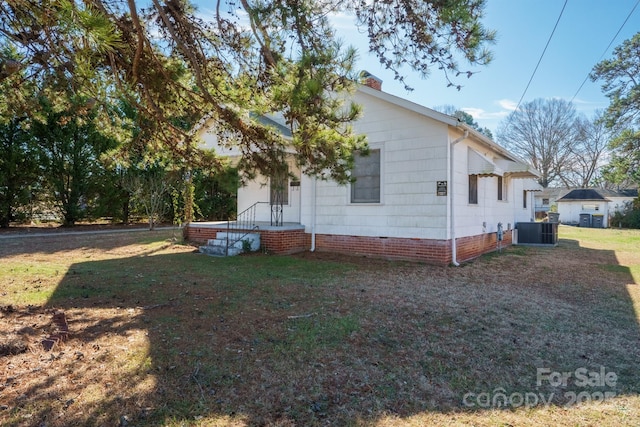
610, 198, 640, 228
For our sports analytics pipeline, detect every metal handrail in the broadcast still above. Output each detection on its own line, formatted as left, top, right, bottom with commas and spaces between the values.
225, 201, 268, 256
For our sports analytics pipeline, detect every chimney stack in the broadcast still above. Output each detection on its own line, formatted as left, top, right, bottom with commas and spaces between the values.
360, 70, 382, 91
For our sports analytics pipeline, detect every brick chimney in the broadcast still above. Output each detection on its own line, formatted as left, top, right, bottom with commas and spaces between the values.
360, 70, 382, 91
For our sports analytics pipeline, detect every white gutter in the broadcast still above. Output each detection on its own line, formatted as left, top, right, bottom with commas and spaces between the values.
450, 129, 469, 266
310, 176, 317, 251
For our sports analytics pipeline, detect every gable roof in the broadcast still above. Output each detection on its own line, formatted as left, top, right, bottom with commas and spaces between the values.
605, 188, 638, 198
356, 85, 539, 175
536, 187, 571, 200
252, 113, 292, 138
193, 84, 541, 179
555, 188, 638, 202
557, 189, 609, 201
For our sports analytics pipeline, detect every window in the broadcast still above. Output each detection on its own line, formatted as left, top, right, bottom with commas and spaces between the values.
542, 198, 550, 206
469, 175, 478, 204
351, 149, 381, 203
497, 176, 503, 201
270, 167, 289, 206
523, 190, 527, 209
582, 204, 599, 211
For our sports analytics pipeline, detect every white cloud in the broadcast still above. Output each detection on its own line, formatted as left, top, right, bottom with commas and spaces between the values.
329, 10, 364, 36
457, 100, 515, 124
497, 99, 518, 111
461, 107, 510, 120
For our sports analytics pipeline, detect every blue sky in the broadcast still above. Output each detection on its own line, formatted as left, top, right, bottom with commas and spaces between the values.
197, 0, 639, 135
330, 0, 640, 135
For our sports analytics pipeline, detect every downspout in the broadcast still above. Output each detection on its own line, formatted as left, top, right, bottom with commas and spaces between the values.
450, 129, 469, 266
513, 181, 518, 245
530, 191, 535, 222
310, 176, 317, 251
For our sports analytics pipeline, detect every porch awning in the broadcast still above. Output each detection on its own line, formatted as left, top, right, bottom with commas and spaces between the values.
468, 148, 503, 177
523, 182, 544, 192
495, 159, 541, 179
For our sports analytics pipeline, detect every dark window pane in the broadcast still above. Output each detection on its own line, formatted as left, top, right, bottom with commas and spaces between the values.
469, 175, 478, 204
270, 167, 289, 205
351, 150, 381, 203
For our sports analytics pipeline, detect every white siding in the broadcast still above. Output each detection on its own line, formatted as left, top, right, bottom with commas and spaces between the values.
558, 201, 608, 227
199, 86, 540, 243
299, 90, 449, 240
237, 162, 302, 223
609, 197, 635, 214
452, 139, 537, 238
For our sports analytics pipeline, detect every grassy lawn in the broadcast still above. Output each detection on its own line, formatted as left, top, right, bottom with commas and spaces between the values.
1, 225, 639, 426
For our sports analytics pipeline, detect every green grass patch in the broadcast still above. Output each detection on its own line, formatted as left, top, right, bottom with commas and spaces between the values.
560, 225, 640, 251
280, 314, 360, 355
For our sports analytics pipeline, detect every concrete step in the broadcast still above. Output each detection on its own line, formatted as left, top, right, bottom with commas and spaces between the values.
199, 244, 243, 257
199, 232, 261, 257
207, 238, 243, 250
213, 232, 261, 251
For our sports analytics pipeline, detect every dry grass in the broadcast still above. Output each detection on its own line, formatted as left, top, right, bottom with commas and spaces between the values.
0, 225, 639, 426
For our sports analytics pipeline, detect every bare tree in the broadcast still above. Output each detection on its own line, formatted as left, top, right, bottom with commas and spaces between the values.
496, 98, 579, 188
123, 168, 171, 230
560, 111, 611, 188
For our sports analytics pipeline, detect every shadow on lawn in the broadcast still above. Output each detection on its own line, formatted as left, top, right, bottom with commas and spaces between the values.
13, 236, 640, 425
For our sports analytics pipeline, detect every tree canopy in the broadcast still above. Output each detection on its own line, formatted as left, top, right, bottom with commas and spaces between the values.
433, 104, 493, 139
591, 32, 640, 186
1, 0, 495, 183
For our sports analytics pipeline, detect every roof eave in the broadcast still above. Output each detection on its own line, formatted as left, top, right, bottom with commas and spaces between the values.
557, 198, 611, 202
356, 84, 460, 126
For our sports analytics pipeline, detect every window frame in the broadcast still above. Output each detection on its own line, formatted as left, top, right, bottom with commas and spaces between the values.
469, 175, 478, 205
350, 148, 382, 204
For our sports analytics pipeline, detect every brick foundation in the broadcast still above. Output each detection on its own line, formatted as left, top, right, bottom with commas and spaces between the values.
184, 225, 219, 243
186, 223, 512, 264
312, 230, 512, 265
455, 230, 513, 263
259, 228, 307, 254
185, 224, 307, 255
311, 234, 452, 264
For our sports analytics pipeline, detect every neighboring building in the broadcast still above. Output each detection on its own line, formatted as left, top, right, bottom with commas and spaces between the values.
534, 187, 571, 219
187, 78, 542, 264
556, 188, 638, 228
608, 189, 639, 216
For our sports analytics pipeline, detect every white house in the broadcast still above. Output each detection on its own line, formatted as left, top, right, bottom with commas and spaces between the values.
186, 78, 542, 264
534, 187, 570, 219
556, 188, 638, 228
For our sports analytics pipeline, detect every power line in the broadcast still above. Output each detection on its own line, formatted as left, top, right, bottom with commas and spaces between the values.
512, 0, 568, 114
569, 0, 640, 104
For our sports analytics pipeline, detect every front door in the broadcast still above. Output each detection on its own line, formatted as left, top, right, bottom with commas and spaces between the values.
269, 165, 301, 225
287, 178, 301, 223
